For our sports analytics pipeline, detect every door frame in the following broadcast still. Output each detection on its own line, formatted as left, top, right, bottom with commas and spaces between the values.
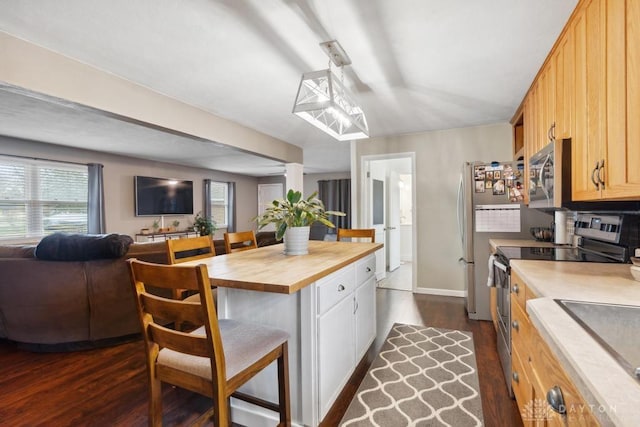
358, 152, 416, 292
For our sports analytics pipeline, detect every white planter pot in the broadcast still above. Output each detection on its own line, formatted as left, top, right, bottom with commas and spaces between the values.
284, 226, 310, 255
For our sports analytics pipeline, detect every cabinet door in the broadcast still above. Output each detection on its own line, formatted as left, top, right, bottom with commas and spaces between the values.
555, 30, 573, 140
572, 1, 604, 201
318, 295, 355, 419
355, 276, 376, 361
601, 0, 640, 199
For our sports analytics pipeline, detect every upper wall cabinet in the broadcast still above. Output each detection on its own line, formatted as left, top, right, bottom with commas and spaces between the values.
520, 0, 640, 203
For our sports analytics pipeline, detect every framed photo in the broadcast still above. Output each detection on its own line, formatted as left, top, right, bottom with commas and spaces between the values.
493, 179, 506, 195
485, 180, 493, 189
493, 170, 501, 180
474, 166, 486, 180
475, 180, 485, 193
485, 171, 494, 180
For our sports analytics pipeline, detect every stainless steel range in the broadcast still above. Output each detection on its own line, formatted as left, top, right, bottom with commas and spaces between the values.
493, 213, 640, 396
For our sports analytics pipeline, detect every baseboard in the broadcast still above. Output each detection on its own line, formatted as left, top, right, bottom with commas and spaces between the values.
230, 399, 304, 427
412, 287, 466, 298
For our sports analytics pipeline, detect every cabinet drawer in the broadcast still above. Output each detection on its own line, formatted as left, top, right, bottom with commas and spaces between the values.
511, 271, 527, 312
511, 345, 532, 421
510, 297, 533, 359
317, 264, 355, 315
355, 254, 376, 286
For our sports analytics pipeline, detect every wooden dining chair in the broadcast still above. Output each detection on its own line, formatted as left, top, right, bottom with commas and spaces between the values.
128, 259, 291, 427
166, 236, 216, 300
337, 228, 376, 243
224, 230, 258, 254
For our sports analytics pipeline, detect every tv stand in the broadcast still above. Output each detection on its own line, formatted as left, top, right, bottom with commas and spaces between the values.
135, 230, 199, 242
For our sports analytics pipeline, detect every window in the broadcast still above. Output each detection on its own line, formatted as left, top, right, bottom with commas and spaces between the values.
209, 181, 229, 228
0, 156, 88, 241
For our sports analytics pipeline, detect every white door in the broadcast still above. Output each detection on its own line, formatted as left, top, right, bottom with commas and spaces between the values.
257, 183, 283, 232
371, 175, 386, 281
387, 171, 401, 271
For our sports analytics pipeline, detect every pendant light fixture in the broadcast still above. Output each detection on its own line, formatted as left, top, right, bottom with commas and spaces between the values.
292, 40, 369, 141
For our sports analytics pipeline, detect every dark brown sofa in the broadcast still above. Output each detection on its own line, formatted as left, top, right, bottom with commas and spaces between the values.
0, 232, 279, 350
0, 241, 168, 350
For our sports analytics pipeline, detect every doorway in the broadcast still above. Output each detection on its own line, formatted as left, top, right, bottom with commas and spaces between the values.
361, 153, 416, 292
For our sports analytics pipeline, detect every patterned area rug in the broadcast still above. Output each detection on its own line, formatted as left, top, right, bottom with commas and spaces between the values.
340, 323, 484, 427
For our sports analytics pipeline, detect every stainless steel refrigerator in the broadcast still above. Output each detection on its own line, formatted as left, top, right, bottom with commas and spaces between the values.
457, 161, 551, 320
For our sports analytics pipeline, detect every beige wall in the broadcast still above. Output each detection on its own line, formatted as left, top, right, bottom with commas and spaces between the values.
1, 136, 259, 240
355, 123, 513, 293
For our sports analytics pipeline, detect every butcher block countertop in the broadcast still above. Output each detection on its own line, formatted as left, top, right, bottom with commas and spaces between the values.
179, 240, 382, 294
511, 260, 640, 426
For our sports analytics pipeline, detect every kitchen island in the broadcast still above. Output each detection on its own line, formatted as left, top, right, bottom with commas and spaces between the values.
181, 240, 382, 427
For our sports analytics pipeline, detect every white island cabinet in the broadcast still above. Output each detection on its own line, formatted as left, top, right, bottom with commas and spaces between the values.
182, 241, 381, 427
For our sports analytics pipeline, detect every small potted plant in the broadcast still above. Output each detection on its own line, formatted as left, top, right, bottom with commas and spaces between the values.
172, 219, 180, 231
193, 212, 216, 236
151, 219, 160, 233
255, 189, 344, 255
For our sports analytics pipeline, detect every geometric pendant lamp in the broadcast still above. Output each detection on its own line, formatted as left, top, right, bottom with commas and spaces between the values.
292, 41, 369, 141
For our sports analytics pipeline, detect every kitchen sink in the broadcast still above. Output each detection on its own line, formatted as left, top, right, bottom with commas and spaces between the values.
555, 299, 640, 381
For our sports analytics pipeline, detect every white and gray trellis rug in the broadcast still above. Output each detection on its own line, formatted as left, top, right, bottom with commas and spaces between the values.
340, 323, 484, 427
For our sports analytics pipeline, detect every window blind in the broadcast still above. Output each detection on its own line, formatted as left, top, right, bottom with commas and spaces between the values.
209, 181, 228, 227
0, 156, 88, 240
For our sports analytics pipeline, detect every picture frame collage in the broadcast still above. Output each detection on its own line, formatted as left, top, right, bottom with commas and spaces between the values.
474, 164, 524, 202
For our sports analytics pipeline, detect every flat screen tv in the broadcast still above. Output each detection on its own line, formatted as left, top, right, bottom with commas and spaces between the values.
134, 176, 194, 216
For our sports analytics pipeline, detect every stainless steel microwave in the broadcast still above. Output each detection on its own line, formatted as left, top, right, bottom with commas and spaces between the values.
528, 139, 571, 209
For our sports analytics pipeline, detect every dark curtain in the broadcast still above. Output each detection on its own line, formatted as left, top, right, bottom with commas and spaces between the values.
317, 179, 351, 238
227, 182, 236, 232
203, 179, 212, 219
87, 163, 106, 234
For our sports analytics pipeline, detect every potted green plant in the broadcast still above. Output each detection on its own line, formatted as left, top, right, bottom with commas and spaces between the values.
255, 189, 345, 255
151, 219, 160, 233
193, 212, 216, 236
172, 219, 180, 231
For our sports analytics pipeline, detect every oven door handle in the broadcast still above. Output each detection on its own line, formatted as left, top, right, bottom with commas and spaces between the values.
493, 259, 508, 273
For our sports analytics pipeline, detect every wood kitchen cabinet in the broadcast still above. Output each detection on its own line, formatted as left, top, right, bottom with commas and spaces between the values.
573, 0, 640, 201
510, 270, 598, 426
518, 0, 640, 205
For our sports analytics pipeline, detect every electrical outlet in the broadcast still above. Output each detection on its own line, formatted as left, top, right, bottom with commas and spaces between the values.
635, 248, 640, 257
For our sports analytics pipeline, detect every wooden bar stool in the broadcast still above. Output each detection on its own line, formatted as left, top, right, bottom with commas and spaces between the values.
337, 228, 376, 243
128, 259, 291, 427
224, 230, 258, 253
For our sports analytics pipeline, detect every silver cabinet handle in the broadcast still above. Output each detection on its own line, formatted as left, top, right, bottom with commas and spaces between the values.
591, 161, 600, 190
512, 371, 519, 383
547, 385, 567, 415
337, 284, 345, 292
512, 284, 519, 295
512, 320, 519, 331
598, 159, 605, 189
365, 267, 372, 273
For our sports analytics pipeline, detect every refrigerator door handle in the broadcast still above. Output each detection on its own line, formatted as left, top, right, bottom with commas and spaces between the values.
457, 174, 465, 251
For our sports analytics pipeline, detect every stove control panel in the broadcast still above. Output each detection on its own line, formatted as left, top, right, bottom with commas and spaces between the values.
575, 213, 640, 249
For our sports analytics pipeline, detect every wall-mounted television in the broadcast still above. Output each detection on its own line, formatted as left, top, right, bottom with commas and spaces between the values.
134, 176, 194, 216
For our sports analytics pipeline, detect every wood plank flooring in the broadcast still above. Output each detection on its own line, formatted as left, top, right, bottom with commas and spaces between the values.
0, 289, 521, 426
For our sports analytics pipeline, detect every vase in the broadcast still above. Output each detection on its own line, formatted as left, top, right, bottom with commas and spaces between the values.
284, 226, 310, 255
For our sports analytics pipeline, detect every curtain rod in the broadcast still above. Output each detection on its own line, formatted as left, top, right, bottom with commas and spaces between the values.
0, 153, 92, 167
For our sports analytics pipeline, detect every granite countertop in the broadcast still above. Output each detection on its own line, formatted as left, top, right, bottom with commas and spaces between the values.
510, 260, 640, 427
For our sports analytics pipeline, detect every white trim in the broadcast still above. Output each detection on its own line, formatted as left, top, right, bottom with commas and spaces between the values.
412, 287, 466, 298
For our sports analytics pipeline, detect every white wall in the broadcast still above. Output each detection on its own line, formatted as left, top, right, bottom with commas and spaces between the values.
355, 123, 513, 292
1, 136, 259, 240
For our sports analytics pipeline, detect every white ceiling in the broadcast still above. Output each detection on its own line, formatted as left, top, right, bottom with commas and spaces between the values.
0, 0, 577, 175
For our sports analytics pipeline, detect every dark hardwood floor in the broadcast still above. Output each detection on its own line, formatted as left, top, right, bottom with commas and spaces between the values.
0, 289, 522, 426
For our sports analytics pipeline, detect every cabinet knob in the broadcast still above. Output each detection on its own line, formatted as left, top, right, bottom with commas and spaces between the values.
512, 371, 519, 383
337, 284, 345, 292
365, 267, 372, 273
547, 385, 567, 415
591, 161, 600, 190
512, 284, 519, 295
511, 320, 519, 331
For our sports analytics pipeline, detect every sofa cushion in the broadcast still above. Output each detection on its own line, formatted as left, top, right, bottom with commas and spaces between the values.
35, 233, 134, 261
0, 245, 36, 258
